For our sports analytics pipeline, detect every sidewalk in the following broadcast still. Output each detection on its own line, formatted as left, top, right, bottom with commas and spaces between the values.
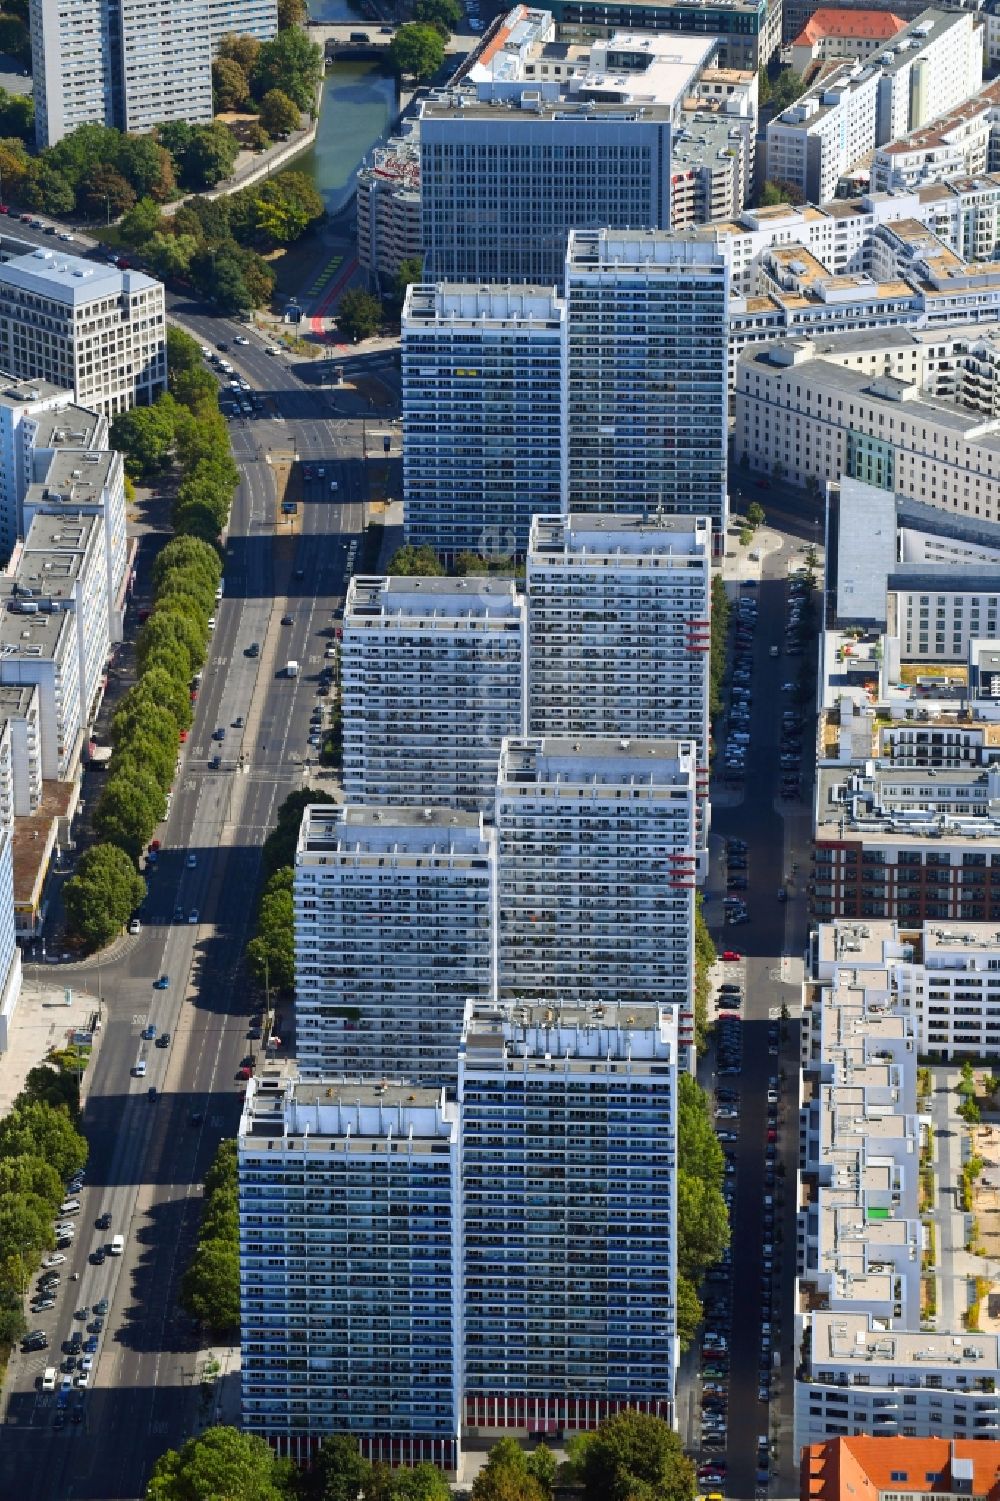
0, 977, 103, 1116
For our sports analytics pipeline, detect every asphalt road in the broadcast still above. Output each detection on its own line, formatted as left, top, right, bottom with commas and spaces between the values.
680, 535, 818, 1500
0, 294, 370, 1499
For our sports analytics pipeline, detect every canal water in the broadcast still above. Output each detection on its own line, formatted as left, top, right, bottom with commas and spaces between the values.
298, 5, 400, 217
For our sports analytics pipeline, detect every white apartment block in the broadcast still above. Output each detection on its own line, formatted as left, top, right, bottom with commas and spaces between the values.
565, 230, 729, 537
872, 78, 1000, 192
0, 251, 166, 417
16, 512, 109, 735
495, 737, 698, 1060
0, 684, 42, 817
886, 574, 1000, 662
734, 331, 1000, 525
459, 999, 679, 1435
526, 512, 712, 778
29, 0, 113, 149
0, 713, 20, 1051
796, 921, 1000, 1450
873, 9, 983, 150
0, 379, 79, 556
294, 804, 496, 1085
24, 447, 129, 643
239, 1065, 461, 1469
402, 284, 564, 558
0, 593, 82, 781
766, 63, 879, 205
29, 0, 271, 145
342, 575, 525, 810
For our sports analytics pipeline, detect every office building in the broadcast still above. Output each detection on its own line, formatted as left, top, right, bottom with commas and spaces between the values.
460, 999, 679, 1435
0, 379, 81, 557
401, 283, 564, 559
801, 1436, 1000, 1501
550, 0, 780, 70
789, 9, 906, 74
766, 63, 879, 205
294, 804, 496, 1085
565, 230, 729, 536
239, 1063, 461, 1468
526, 512, 712, 776
0, 250, 166, 416
495, 737, 698, 1058
734, 330, 1000, 521
795, 923, 1000, 1449
342, 575, 525, 810
30, 0, 275, 147
419, 10, 715, 283
357, 128, 422, 284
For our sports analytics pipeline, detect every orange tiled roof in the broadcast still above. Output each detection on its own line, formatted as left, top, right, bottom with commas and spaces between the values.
793, 7, 906, 45
801, 1437, 1000, 1501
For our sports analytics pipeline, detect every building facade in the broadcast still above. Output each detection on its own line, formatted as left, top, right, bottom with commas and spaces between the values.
0, 379, 79, 557
565, 230, 729, 536
342, 575, 526, 809
526, 512, 712, 775
766, 64, 879, 206
0, 250, 166, 416
239, 1066, 461, 1468
495, 737, 698, 1059
550, 0, 780, 70
459, 999, 679, 1436
294, 804, 496, 1085
401, 284, 564, 559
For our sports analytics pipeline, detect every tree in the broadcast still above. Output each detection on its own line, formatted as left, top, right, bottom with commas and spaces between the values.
277, 0, 306, 27
144, 231, 199, 284
167, 323, 204, 377
218, 32, 263, 75
252, 27, 323, 111
110, 402, 176, 477
63, 843, 146, 949
759, 176, 804, 207
240, 250, 276, 308
571, 1410, 696, 1501
146, 1426, 295, 1501
0, 1100, 88, 1182
180, 1234, 239, 1332
119, 196, 163, 244
258, 88, 301, 137
387, 543, 445, 576
0, 90, 33, 143
391, 256, 424, 306
213, 55, 251, 112
154, 535, 222, 593
245, 122, 271, 152
389, 22, 445, 79
390, 1464, 452, 1501
82, 163, 136, 221
0, 1153, 62, 1209
116, 133, 175, 200
0, 14, 29, 64
471, 1442, 545, 1501
246, 867, 294, 991
305, 1435, 373, 1501
29, 161, 75, 215
115, 731, 177, 794
770, 67, 805, 112
746, 500, 766, 529
137, 611, 204, 680
182, 123, 240, 189
93, 770, 165, 860
337, 287, 382, 342
129, 667, 194, 732
261, 788, 336, 877
112, 697, 179, 764
413, 0, 461, 31
0, 1192, 53, 1266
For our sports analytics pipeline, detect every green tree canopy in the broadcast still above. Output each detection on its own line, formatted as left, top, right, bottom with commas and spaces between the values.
217, 32, 263, 74
389, 22, 445, 79
92, 768, 165, 859
305, 1435, 372, 1501
0, 1099, 88, 1182
246, 867, 294, 992
336, 287, 382, 342
82, 162, 136, 221
0, 1153, 62, 1208
387, 543, 444, 576
64, 842, 146, 949
471, 1440, 546, 1501
110, 402, 176, 477
277, 0, 306, 26
0, 88, 33, 143
261, 788, 336, 877
213, 55, 251, 112
28, 160, 74, 215
252, 27, 323, 111
389, 1463, 452, 1501
570, 1410, 696, 1501
413, 0, 461, 31
130, 666, 194, 731
258, 88, 301, 137
154, 534, 222, 593
391, 256, 424, 307
146, 1426, 295, 1500
120, 196, 164, 244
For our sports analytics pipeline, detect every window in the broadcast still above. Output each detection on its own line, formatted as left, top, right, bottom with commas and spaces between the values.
891, 1473, 908, 1483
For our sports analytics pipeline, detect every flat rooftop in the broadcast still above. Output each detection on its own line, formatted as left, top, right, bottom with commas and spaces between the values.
404, 283, 564, 328
346, 574, 524, 623
298, 804, 493, 859
531, 510, 711, 556
499, 734, 696, 782
0, 376, 67, 408
30, 449, 116, 506
22, 512, 97, 557
30, 405, 102, 451
0, 248, 158, 305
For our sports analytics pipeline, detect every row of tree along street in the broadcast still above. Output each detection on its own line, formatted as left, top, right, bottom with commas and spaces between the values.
63, 329, 233, 950
147, 1410, 700, 1501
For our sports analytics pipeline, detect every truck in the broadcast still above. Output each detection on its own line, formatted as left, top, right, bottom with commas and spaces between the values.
285, 660, 299, 678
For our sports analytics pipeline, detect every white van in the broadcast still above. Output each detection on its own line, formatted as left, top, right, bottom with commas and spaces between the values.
132, 1058, 146, 1078
41, 1367, 56, 1392
59, 1198, 80, 1214
110, 1234, 124, 1256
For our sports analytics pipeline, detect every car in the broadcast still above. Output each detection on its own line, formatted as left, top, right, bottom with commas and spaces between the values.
188, 909, 199, 924
42, 1254, 66, 1269
127, 917, 142, 935
141, 1023, 156, 1040
74, 1371, 90, 1388
233, 716, 244, 728
216, 342, 229, 352
31, 1296, 56, 1311
153, 974, 171, 993
90, 1248, 105, 1265
78, 1355, 93, 1375
234, 335, 250, 346
246, 641, 260, 658
84, 1336, 98, 1353
155, 1032, 170, 1048
237, 1065, 252, 1080
281, 614, 293, 625
87, 1318, 103, 1334
209, 755, 221, 770
777, 887, 788, 902
186, 852, 197, 868
173, 905, 184, 923
93, 1299, 108, 1318
721, 950, 742, 962
148, 1086, 158, 1100
767, 1088, 779, 1104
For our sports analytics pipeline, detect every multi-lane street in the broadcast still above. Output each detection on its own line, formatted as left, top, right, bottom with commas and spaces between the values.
0, 283, 375, 1497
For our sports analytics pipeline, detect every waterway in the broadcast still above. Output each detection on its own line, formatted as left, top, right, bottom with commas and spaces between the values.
297, 38, 399, 217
